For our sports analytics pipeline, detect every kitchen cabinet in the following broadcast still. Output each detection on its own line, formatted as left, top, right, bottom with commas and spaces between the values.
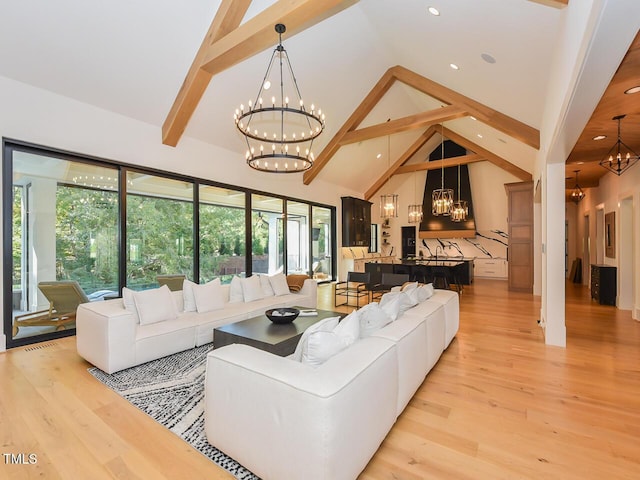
341, 196, 372, 247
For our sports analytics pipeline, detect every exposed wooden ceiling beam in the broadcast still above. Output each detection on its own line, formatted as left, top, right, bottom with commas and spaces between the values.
364, 126, 438, 200
200, 0, 358, 75
162, 0, 358, 147
395, 153, 485, 174
339, 105, 467, 146
303, 67, 397, 185
442, 127, 532, 181
162, 0, 251, 147
527, 0, 569, 8
390, 66, 541, 150
305, 65, 540, 185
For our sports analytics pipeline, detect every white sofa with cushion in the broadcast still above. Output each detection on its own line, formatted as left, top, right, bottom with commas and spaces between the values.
204, 284, 459, 480
76, 274, 317, 374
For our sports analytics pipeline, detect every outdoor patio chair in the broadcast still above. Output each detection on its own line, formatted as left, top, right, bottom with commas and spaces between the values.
157, 274, 186, 291
12, 280, 91, 336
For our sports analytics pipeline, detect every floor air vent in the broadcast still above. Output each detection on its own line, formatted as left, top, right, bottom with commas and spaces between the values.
24, 342, 57, 352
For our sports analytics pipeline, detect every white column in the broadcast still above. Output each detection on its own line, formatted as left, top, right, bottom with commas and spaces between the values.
541, 162, 566, 347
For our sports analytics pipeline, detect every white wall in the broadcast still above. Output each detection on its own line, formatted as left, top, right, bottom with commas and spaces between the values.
0, 75, 363, 351
574, 164, 640, 319
535, 0, 640, 346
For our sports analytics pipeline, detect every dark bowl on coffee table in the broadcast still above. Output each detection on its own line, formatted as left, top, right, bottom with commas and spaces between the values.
265, 307, 300, 324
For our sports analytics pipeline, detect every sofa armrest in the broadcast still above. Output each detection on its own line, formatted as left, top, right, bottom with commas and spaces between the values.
76, 299, 137, 373
205, 338, 398, 480
294, 278, 317, 309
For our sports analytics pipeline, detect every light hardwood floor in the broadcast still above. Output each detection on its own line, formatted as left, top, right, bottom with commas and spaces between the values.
1, 280, 639, 479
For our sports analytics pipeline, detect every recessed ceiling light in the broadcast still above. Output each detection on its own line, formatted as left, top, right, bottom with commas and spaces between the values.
477, 134, 483, 139
481, 53, 496, 64
428, 6, 440, 16
376, 153, 382, 159
450, 63, 459, 70
593, 135, 607, 141
470, 116, 477, 121
624, 85, 640, 94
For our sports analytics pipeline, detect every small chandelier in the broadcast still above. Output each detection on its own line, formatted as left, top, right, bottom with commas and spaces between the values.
380, 130, 398, 218
599, 115, 639, 176
451, 162, 468, 222
381, 194, 398, 219
432, 124, 453, 216
234, 24, 325, 173
570, 169, 585, 203
408, 204, 423, 223
408, 170, 423, 223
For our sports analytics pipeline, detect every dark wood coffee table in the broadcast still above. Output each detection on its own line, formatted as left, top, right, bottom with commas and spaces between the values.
213, 307, 345, 357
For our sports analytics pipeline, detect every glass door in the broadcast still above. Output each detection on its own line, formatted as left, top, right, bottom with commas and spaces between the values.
8, 150, 119, 346
286, 201, 310, 275
311, 205, 333, 281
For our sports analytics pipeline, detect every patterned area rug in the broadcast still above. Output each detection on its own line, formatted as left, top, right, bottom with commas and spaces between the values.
88, 344, 259, 479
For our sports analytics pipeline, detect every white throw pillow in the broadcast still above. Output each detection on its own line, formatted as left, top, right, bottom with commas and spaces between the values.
229, 276, 244, 303
258, 274, 275, 297
378, 292, 401, 320
416, 283, 435, 302
292, 316, 340, 362
301, 310, 360, 366
405, 285, 422, 304
133, 285, 178, 326
269, 273, 290, 296
122, 287, 140, 323
193, 278, 225, 313
379, 291, 418, 321
182, 279, 197, 312
401, 281, 419, 292
400, 291, 419, 315
358, 302, 392, 338
241, 275, 264, 302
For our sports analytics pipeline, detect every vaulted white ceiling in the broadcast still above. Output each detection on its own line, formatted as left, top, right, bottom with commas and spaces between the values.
0, 0, 568, 193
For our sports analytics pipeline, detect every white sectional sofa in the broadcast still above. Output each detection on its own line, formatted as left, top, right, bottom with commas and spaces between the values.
76, 275, 317, 374
204, 287, 459, 480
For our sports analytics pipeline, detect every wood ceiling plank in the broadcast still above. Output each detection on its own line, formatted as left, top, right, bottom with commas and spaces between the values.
443, 127, 532, 181
303, 67, 397, 185
395, 153, 485, 174
339, 105, 467, 146
162, 0, 252, 147
566, 32, 640, 190
364, 127, 438, 200
390, 65, 541, 150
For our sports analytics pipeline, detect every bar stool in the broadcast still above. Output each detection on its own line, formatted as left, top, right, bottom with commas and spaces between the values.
411, 265, 428, 284
430, 266, 450, 290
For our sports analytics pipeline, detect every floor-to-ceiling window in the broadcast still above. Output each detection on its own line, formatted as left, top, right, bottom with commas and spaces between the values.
7, 150, 119, 345
286, 201, 309, 275
251, 194, 284, 274
125, 171, 194, 290
3, 141, 336, 347
311, 205, 333, 281
199, 185, 246, 283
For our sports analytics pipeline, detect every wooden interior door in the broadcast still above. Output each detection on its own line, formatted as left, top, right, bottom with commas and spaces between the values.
505, 181, 533, 292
